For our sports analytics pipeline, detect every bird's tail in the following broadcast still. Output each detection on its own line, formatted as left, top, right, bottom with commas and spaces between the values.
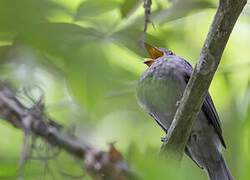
205, 155, 233, 180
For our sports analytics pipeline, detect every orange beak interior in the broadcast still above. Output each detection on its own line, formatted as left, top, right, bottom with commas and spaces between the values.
144, 42, 164, 67
144, 58, 155, 67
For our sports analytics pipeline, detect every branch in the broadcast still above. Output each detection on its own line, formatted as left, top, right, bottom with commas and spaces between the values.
160, 0, 247, 160
0, 80, 135, 180
140, 0, 153, 45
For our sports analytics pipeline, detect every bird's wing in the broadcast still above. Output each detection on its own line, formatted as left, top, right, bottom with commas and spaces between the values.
202, 93, 226, 148
182, 59, 226, 148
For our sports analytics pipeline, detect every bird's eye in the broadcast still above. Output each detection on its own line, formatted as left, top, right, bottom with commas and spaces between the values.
168, 51, 173, 55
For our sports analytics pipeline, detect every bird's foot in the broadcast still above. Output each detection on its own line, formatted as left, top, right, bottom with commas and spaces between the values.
176, 100, 181, 107
161, 137, 168, 143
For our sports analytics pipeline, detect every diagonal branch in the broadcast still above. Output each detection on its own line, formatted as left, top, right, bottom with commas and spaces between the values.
160, 0, 247, 160
0, 80, 136, 180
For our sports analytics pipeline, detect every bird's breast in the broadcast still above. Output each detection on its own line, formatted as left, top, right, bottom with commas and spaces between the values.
137, 58, 187, 129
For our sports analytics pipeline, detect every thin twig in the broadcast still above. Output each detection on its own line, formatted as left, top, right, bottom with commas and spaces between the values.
140, 0, 153, 46
0, 80, 135, 180
17, 131, 29, 180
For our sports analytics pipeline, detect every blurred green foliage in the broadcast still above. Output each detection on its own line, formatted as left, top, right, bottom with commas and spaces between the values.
0, 0, 249, 179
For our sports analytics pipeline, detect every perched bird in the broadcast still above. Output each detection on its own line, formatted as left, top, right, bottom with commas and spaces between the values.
136, 43, 233, 180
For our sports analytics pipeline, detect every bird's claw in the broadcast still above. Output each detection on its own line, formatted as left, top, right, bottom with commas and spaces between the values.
161, 137, 168, 143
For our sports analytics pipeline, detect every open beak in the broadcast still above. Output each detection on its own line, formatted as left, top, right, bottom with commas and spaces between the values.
143, 58, 154, 66
144, 42, 164, 67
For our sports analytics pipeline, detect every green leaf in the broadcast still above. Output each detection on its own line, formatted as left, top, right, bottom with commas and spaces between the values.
18, 23, 99, 71
75, 0, 120, 21
67, 42, 137, 108
120, 0, 141, 18
118, 0, 215, 29
3, 22, 139, 109
0, 0, 71, 33
153, 0, 216, 24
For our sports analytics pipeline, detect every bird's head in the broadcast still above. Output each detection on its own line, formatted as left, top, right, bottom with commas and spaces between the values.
144, 42, 174, 67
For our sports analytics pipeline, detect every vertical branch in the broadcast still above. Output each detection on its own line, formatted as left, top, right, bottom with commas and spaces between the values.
141, 0, 153, 45
161, 0, 247, 160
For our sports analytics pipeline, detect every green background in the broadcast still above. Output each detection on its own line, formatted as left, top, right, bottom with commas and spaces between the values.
0, 0, 249, 179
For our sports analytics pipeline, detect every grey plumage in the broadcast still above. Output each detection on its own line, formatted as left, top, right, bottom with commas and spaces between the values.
136, 48, 233, 180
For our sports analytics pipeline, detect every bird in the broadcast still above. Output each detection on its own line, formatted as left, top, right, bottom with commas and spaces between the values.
136, 42, 233, 180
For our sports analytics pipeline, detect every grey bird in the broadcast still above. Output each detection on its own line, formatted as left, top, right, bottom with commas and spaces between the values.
136, 43, 233, 180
